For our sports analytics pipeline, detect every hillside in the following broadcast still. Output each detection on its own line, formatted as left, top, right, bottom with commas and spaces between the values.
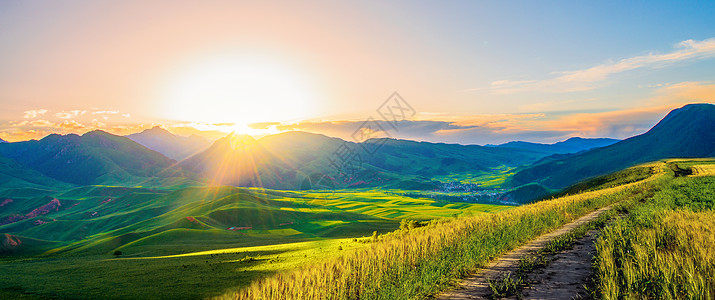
181, 131, 551, 190
492, 137, 619, 154
511, 103, 715, 189
0, 130, 177, 185
126, 126, 211, 160
0, 154, 72, 189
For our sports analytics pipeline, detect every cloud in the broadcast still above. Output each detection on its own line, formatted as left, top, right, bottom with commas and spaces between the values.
23, 109, 48, 119
248, 122, 281, 130
55, 110, 86, 119
274, 116, 564, 145
490, 38, 715, 94
91, 110, 119, 115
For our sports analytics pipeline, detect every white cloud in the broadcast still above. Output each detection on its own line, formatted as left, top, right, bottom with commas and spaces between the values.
55, 110, 87, 119
23, 109, 48, 119
92, 110, 119, 115
490, 38, 715, 94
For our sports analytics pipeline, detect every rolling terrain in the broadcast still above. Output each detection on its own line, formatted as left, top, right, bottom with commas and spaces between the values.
0, 105, 713, 299
511, 103, 715, 189
0, 130, 181, 185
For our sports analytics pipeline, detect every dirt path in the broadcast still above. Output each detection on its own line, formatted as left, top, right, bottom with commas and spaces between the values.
515, 230, 598, 299
437, 205, 613, 300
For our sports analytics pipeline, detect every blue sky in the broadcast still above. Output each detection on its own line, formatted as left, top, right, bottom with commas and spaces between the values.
1, 1, 714, 144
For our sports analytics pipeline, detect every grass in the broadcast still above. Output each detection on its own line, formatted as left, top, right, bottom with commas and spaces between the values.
219, 162, 665, 299
594, 169, 715, 299
488, 272, 523, 299
431, 165, 516, 188
0, 185, 507, 299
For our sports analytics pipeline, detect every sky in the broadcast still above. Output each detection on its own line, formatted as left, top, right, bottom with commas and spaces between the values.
1, 0, 715, 144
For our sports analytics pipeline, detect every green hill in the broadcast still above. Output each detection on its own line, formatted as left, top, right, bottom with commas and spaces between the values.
0, 154, 72, 189
181, 131, 551, 190
511, 103, 715, 189
0, 130, 178, 185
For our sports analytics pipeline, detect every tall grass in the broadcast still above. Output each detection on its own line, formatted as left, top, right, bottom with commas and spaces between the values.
219, 165, 663, 300
595, 175, 715, 300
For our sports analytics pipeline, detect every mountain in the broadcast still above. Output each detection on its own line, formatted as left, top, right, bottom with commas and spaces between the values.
0, 138, 6, 143
126, 126, 211, 160
0, 154, 71, 189
181, 131, 552, 190
0, 130, 177, 185
511, 103, 715, 189
179, 133, 290, 188
491, 137, 619, 154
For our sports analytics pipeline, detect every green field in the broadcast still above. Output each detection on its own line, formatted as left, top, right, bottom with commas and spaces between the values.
0, 182, 508, 299
2, 160, 713, 299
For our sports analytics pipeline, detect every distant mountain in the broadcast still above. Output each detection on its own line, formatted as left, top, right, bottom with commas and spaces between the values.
511, 103, 715, 189
0, 154, 71, 189
126, 126, 211, 160
179, 133, 290, 188
0, 138, 7, 143
181, 131, 552, 190
0, 130, 177, 185
491, 137, 619, 154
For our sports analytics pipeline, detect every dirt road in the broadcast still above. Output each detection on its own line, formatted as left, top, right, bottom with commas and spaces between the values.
437, 205, 613, 300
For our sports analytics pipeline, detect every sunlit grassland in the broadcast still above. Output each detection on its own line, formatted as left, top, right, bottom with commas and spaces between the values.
0, 238, 365, 299
290, 189, 510, 220
221, 162, 665, 299
431, 166, 516, 188
0, 187, 508, 299
595, 170, 715, 299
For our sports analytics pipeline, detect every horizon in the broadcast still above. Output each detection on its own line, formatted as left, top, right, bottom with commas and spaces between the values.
2, 1, 715, 144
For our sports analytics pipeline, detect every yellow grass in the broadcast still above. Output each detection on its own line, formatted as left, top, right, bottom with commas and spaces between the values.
217, 163, 666, 299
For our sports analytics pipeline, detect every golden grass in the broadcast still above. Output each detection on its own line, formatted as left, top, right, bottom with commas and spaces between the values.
691, 164, 715, 176
596, 210, 715, 299
216, 163, 665, 300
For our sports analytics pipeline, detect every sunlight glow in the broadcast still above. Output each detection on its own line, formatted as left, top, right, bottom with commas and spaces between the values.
162, 56, 317, 130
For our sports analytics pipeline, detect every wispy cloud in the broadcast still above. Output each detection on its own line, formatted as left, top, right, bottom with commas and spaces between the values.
55, 110, 87, 119
490, 38, 715, 94
91, 110, 119, 115
23, 109, 48, 119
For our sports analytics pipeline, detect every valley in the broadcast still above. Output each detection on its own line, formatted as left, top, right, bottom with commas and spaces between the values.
0, 104, 714, 299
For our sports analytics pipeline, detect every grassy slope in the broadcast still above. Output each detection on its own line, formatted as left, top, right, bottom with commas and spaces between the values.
511, 104, 715, 189
0, 186, 506, 299
225, 161, 668, 299
595, 161, 715, 299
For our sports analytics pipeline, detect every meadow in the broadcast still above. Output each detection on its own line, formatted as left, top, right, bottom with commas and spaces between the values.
3, 159, 713, 300
221, 162, 665, 299
594, 162, 715, 299
0, 186, 507, 299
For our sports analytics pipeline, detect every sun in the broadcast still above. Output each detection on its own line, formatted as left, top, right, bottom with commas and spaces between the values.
161, 55, 317, 131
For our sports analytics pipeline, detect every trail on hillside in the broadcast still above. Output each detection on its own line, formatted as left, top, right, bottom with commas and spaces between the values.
511, 229, 599, 299
437, 204, 614, 300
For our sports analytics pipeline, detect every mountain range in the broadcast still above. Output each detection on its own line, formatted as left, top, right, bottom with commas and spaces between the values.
0, 103, 712, 193
178, 131, 555, 190
126, 126, 211, 160
0, 131, 178, 185
511, 103, 715, 189
489, 137, 619, 154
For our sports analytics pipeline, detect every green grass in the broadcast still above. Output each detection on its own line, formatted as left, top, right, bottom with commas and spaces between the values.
0, 183, 508, 299
224, 162, 665, 299
431, 165, 516, 188
594, 165, 715, 299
